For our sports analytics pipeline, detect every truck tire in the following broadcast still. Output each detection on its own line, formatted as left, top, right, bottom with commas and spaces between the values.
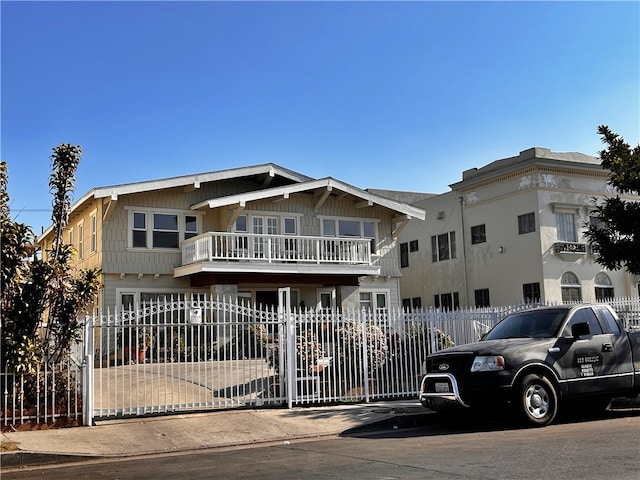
517, 373, 558, 427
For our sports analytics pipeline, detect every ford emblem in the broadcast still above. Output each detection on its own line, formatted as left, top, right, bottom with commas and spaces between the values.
438, 363, 449, 371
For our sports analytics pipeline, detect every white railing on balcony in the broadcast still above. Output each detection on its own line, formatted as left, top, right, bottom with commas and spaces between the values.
182, 232, 372, 266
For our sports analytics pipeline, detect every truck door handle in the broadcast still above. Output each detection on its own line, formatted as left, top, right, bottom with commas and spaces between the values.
602, 343, 613, 352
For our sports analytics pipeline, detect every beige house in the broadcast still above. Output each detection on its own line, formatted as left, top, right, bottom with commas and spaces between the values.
387, 147, 640, 309
38, 164, 425, 312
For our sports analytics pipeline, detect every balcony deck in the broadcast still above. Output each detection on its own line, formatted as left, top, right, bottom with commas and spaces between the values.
175, 232, 381, 277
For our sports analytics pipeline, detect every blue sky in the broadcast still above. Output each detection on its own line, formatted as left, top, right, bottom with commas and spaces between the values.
2, 1, 639, 232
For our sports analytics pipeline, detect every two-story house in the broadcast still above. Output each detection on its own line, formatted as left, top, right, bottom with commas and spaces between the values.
387, 147, 639, 308
38, 164, 426, 313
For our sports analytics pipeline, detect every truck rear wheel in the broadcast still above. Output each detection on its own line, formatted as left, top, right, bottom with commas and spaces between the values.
517, 373, 558, 427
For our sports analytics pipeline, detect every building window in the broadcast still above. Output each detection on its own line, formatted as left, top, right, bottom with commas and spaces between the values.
409, 240, 419, 252
90, 212, 97, 253
589, 214, 606, 230
431, 231, 456, 262
556, 212, 577, 242
402, 297, 422, 310
400, 242, 409, 268
130, 209, 201, 250
518, 212, 535, 235
561, 271, 582, 302
474, 289, 490, 307
471, 224, 486, 244
434, 292, 459, 311
360, 290, 388, 311
322, 217, 378, 254
153, 213, 179, 248
522, 282, 540, 303
594, 272, 614, 300
133, 212, 147, 248
68, 227, 74, 248
185, 216, 198, 240
77, 221, 84, 260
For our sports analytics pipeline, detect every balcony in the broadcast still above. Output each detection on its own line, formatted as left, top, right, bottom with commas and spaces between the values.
176, 231, 380, 277
554, 241, 587, 256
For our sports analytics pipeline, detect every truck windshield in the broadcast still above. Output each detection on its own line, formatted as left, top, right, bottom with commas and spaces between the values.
484, 309, 568, 340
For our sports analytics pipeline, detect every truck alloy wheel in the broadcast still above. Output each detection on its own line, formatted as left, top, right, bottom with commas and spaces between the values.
518, 373, 558, 426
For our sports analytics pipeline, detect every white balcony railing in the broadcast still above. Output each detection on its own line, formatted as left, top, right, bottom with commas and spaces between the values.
182, 232, 373, 266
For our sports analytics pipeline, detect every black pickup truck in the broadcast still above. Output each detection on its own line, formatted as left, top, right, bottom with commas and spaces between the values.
419, 304, 640, 426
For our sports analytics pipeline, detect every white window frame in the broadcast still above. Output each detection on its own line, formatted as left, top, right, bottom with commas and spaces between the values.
316, 288, 336, 311
90, 210, 97, 254
319, 215, 379, 254
77, 220, 84, 260
359, 288, 389, 312
556, 212, 577, 242
126, 207, 203, 250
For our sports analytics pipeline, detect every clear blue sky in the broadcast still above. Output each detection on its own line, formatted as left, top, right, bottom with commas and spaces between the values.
2, 1, 639, 232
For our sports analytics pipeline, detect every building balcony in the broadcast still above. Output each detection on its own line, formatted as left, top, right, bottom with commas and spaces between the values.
175, 231, 381, 278
554, 241, 587, 256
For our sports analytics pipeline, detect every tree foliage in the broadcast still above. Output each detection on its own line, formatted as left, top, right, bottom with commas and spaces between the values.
1, 144, 102, 373
584, 126, 640, 275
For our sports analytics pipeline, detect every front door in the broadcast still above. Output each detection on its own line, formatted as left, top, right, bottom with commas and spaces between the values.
252, 216, 278, 258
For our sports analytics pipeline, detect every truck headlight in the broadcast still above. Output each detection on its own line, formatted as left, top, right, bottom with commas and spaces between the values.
471, 355, 505, 372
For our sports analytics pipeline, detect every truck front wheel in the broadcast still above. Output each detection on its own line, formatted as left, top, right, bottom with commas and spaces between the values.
517, 373, 558, 427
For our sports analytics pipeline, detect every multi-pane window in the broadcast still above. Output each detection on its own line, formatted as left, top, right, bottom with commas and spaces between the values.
561, 271, 582, 302
400, 242, 409, 268
153, 213, 179, 249
471, 224, 486, 244
434, 292, 459, 311
556, 212, 577, 242
322, 218, 377, 254
90, 212, 97, 253
522, 282, 540, 303
403, 297, 422, 310
77, 221, 84, 260
431, 232, 456, 262
594, 272, 614, 300
360, 291, 388, 311
474, 289, 490, 307
131, 210, 200, 249
185, 216, 198, 240
518, 212, 535, 235
133, 212, 147, 248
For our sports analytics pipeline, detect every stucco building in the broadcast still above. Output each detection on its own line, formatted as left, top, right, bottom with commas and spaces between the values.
386, 147, 639, 309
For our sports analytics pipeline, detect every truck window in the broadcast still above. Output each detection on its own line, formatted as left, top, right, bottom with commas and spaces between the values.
596, 307, 621, 334
562, 308, 603, 337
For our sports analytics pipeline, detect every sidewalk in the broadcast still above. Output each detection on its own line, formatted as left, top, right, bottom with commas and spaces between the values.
1, 400, 427, 468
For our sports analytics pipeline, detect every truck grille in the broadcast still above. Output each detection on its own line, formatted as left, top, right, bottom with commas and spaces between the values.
426, 354, 474, 376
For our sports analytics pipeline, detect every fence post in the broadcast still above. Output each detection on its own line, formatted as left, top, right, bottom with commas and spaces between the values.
361, 310, 370, 403
83, 315, 95, 427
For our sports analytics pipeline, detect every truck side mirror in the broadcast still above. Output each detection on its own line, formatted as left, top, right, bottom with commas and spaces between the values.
571, 322, 590, 338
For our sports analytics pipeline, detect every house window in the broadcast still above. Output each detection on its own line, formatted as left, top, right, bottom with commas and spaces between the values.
471, 224, 486, 244
130, 209, 201, 249
556, 212, 577, 242
68, 227, 74, 248
77, 221, 84, 260
360, 290, 388, 311
522, 282, 540, 303
409, 240, 419, 252
322, 217, 378, 254
153, 213, 179, 248
133, 212, 147, 248
412, 297, 422, 309
561, 271, 582, 302
400, 242, 409, 268
431, 232, 456, 262
518, 212, 535, 235
90, 212, 97, 253
434, 292, 459, 311
185, 216, 198, 240
284, 217, 297, 235
235, 215, 248, 232
474, 289, 490, 307
594, 272, 614, 300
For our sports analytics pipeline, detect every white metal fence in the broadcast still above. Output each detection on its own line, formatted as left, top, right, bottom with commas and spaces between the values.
3, 295, 639, 427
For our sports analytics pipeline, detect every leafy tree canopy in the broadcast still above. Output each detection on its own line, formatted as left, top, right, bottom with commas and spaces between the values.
585, 126, 640, 275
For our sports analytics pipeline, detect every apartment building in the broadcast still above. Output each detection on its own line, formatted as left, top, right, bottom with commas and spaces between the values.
386, 147, 639, 308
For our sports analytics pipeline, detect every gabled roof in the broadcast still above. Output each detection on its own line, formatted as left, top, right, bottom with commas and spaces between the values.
191, 177, 426, 220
